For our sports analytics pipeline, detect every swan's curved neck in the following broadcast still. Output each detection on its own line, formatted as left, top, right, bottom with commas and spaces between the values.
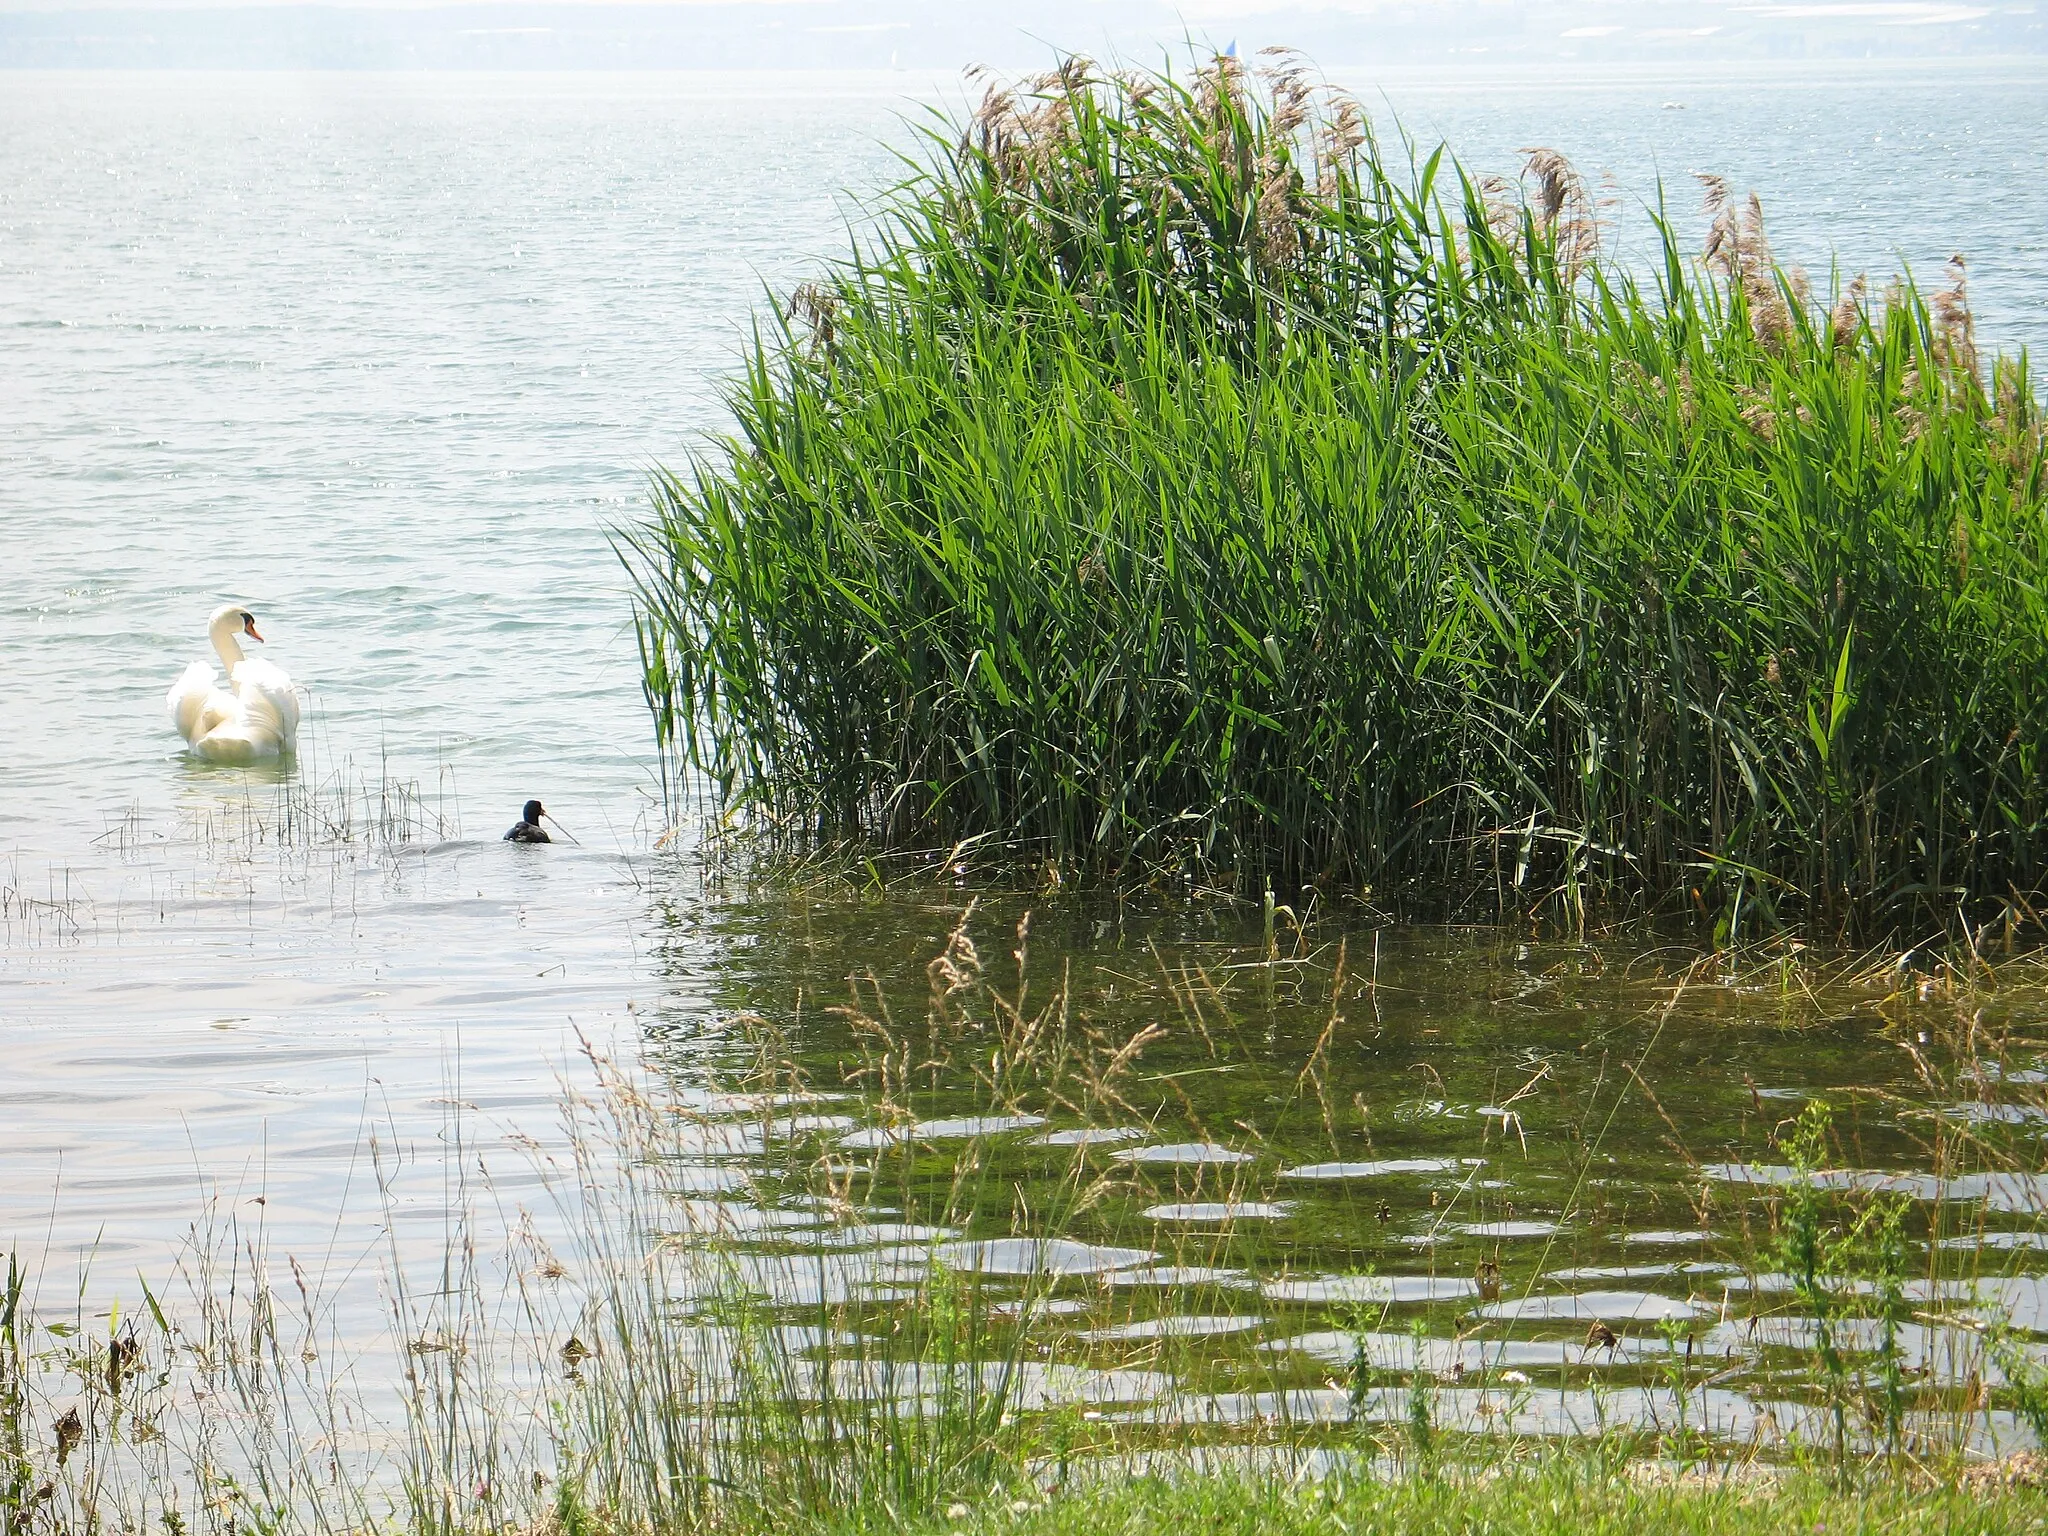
209, 614, 247, 671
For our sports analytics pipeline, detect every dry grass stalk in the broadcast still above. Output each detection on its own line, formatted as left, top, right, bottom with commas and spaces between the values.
1697, 173, 1736, 269
1253, 52, 1315, 267
1519, 147, 1598, 278
1992, 359, 2029, 430
1697, 175, 1794, 352
965, 61, 1093, 195
1256, 47, 1314, 139
1989, 359, 2046, 475
1316, 93, 1368, 198
1118, 69, 1158, 111
1477, 172, 1520, 248
1257, 151, 1303, 269
1932, 254, 1979, 386
1196, 48, 1247, 129
1739, 192, 1790, 351
1829, 275, 1867, 351
789, 282, 839, 350
1896, 366, 1929, 442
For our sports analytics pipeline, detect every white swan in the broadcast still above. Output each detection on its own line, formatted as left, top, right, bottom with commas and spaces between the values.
167, 604, 302, 763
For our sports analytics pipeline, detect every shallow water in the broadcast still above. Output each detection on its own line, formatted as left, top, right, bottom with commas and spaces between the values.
584, 894, 2048, 1463
5, 65, 2048, 1459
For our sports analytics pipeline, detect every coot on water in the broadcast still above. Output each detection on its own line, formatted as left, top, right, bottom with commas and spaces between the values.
505, 800, 551, 843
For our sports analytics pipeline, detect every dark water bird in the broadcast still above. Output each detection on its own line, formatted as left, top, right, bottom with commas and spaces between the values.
505, 799, 551, 843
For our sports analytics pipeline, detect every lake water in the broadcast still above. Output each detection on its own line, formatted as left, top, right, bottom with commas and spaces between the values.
5, 62, 2048, 1463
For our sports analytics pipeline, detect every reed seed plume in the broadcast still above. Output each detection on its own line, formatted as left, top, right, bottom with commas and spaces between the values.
1519, 146, 1597, 277
1737, 189, 1791, 350
1933, 253, 1980, 384
1196, 46, 1246, 125
1696, 172, 1736, 268
1477, 171, 1521, 246
1830, 274, 1868, 351
1256, 47, 1315, 140
1990, 357, 2046, 476
1519, 147, 1573, 224
788, 281, 839, 350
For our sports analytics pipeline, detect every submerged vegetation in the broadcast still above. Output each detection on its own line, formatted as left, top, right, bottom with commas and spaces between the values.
629, 52, 2048, 940
12, 906, 2048, 1533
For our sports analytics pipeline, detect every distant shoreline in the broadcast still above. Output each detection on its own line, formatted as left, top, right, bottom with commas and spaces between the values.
5, 52, 2048, 74
2, 2, 2044, 74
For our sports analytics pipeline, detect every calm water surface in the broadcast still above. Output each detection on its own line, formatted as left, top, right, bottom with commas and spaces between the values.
4, 64, 2048, 1443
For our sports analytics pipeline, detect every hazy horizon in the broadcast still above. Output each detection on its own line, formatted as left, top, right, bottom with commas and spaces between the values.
1, 0, 2043, 71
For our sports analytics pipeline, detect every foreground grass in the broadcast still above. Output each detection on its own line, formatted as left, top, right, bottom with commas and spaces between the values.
14, 921, 2048, 1534
630, 50, 2048, 940
917, 1466, 2048, 1536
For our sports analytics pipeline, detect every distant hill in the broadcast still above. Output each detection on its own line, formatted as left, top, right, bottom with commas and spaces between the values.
1, 0, 2043, 72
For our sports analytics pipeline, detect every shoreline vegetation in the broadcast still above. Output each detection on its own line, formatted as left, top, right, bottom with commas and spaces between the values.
627, 50, 2048, 943
10, 908, 2048, 1532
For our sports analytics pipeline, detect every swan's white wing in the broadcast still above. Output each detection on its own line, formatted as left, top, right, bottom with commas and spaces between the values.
168, 660, 228, 746
231, 657, 300, 752
190, 718, 280, 763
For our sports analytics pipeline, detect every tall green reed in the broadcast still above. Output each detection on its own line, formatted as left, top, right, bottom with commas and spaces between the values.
627, 51, 2048, 940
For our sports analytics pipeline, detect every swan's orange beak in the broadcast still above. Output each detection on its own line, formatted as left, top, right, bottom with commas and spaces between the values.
243, 618, 266, 642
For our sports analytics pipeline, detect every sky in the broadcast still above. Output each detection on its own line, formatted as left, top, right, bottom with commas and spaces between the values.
0, 0, 2041, 69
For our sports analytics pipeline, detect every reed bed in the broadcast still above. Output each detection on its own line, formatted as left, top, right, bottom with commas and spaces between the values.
627, 52, 2048, 941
